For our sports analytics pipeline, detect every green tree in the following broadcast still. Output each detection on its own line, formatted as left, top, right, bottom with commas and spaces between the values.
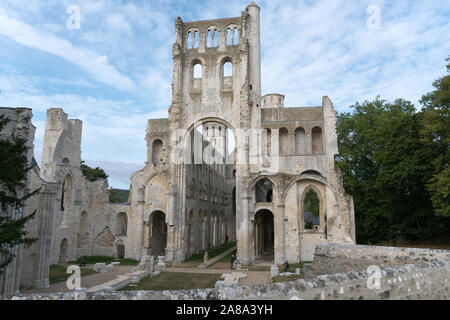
336, 98, 449, 243
80, 161, 108, 182
109, 188, 130, 203
420, 57, 450, 217
0, 115, 39, 274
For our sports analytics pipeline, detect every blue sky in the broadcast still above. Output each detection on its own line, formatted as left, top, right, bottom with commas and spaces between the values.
0, 0, 449, 188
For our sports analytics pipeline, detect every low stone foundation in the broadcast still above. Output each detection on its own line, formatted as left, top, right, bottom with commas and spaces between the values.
2, 244, 449, 300
304, 243, 450, 277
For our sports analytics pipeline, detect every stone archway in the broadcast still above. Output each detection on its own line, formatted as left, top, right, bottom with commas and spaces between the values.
254, 209, 274, 258
149, 211, 167, 256
116, 240, 125, 259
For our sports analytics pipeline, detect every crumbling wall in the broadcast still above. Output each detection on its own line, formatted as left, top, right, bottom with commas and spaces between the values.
304, 243, 450, 277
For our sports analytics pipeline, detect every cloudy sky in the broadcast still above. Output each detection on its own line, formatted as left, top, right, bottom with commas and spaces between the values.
0, 0, 449, 189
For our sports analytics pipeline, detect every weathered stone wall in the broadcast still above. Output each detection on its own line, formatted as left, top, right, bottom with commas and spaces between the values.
3, 258, 449, 300
305, 243, 450, 277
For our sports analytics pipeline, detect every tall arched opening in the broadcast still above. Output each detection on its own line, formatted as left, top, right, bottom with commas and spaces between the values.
149, 211, 167, 256
254, 209, 274, 258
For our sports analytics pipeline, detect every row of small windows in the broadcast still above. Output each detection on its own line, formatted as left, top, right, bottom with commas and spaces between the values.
192, 61, 232, 79
186, 27, 239, 49
265, 127, 323, 155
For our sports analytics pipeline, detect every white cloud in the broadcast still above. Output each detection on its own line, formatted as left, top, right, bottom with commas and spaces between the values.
0, 8, 136, 91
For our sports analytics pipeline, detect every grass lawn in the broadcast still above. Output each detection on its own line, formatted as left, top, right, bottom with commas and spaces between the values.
49, 264, 98, 284
184, 242, 236, 262
208, 249, 237, 269
272, 274, 304, 283
175, 243, 237, 268
120, 272, 221, 291
69, 255, 139, 266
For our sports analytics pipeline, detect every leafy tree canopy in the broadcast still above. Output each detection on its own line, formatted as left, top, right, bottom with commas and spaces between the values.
80, 161, 108, 182
0, 115, 38, 274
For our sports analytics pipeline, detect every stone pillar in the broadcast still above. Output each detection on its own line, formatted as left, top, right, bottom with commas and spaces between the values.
202, 219, 207, 250
135, 188, 145, 259
241, 189, 251, 265
165, 185, 176, 261
32, 183, 58, 289
275, 202, 286, 264
142, 221, 150, 256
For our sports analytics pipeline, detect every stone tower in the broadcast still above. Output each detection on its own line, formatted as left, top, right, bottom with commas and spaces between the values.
128, 2, 355, 265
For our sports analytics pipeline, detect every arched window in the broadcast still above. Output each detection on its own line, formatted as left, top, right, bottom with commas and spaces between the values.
233, 27, 239, 45
62, 157, 70, 165
279, 128, 289, 155
294, 127, 306, 155
255, 178, 273, 203
116, 212, 127, 236
152, 139, 163, 166
187, 31, 192, 49
213, 29, 218, 47
226, 28, 232, 46
60, 174, 73, 212
223, 61, 232, 77
193, 63, 202, 78
303, 188, 320, 230
312, 127, 323, 154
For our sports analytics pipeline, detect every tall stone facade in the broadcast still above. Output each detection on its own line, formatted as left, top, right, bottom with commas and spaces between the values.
127, 2, 355, 266
0, 107, 130, 295
1, 2, 356, 296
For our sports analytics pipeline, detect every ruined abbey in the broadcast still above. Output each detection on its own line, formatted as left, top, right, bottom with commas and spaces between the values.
0, 2, 356, 296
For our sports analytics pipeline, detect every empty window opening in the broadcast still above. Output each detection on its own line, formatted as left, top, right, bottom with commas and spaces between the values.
193, 63, 202, 78
304, 188, 320, 230
226, 28, 232, 46
223, 62, 232, 77
255, 178, 273, 203
279, 128, 289, 155
213, 29, 218, 47
295, 127, 306, 155
152, 139, 163, 166
312, 127, 323, 154
187, 31, 192, 49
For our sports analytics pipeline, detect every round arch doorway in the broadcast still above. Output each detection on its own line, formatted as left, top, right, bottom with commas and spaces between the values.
149, 211, 167, 256
254, 209, 274, 259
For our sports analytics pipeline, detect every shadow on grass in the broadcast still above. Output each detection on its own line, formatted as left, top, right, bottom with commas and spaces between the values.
182, 242, 237, 263
69, 255, 139, 266
119, 272, 222, 291
49, 265, 98, 285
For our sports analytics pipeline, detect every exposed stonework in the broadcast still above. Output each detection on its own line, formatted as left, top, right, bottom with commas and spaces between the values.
0, 107, 131, 295
3, 244, 449, 300
1, 2, 358, 297
127, 2, 355, 266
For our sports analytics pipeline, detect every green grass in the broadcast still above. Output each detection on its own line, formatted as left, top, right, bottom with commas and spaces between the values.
272, 274, 304, 283
119, 272, 221, 291
184, 242, 236, 263
49, 265, 98, 284
69, 255, 139, 266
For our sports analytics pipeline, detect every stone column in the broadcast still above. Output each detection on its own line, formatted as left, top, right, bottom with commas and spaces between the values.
143, 221, 150, 256
241, 189, 251, 265
32, 183, 58, 289
275, 202, 286, 264
136, 187, 145, 259
165, 185, 176, 261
